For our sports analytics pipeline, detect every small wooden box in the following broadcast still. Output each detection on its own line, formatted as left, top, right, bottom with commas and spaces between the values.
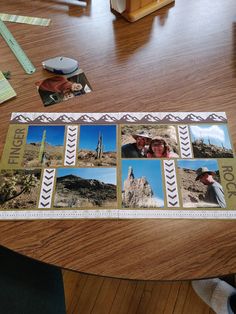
122, 0, 175, 22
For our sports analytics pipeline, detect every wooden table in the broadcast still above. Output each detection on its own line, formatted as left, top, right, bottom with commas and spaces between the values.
0, 0, 236, 281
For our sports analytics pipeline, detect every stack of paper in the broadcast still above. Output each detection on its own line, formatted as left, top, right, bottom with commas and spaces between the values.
0, 71, 16, 104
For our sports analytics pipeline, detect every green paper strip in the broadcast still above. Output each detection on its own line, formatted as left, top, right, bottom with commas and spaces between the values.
0, 13, 50, 26
0, 71, 16, 104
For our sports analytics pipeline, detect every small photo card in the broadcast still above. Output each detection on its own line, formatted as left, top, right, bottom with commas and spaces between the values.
36, 69, 92, 106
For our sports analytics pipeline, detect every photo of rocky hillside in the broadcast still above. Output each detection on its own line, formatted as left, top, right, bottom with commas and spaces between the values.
78, 150, 116, 167
192, 140, 233, 158
54, 168, 117, 208
190, 124, 234, 158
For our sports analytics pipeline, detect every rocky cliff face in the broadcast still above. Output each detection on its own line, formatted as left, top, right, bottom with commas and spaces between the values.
54, 174, 117, 208
122, 167, 159, 208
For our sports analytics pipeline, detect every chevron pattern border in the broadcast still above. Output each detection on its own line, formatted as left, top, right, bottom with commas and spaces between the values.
178, 125, 193, 158
38, 168, 56, 208
10, 112, 227, 124
163, 160, 180, 207
64, 126, 78, 166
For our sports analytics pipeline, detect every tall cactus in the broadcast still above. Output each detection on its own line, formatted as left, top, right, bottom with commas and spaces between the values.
95, 132, 103, 159
38, 129, 46, 163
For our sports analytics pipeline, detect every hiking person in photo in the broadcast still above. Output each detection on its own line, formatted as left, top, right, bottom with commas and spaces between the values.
146, 136, 178, 158
121, 131, 151, 158
195, 167, 226, 208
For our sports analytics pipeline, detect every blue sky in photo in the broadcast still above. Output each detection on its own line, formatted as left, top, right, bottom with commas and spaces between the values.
122, 159, 164, 201
177, 159, 219, 172
26, 126, 65, 146
190, 124, 232, 149
57, 168, 116, 185
79, 125, 116, 152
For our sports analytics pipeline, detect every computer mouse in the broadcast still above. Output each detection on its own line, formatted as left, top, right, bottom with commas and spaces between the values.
42, 56, 79, 74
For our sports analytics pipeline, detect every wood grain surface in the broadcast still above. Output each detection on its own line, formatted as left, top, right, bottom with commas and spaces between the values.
0, 0, 236, 280
62, 270, 215, 313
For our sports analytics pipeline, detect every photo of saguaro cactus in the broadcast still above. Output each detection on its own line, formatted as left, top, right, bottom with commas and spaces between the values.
78, 125, 117, 167
23, 126, 65, 167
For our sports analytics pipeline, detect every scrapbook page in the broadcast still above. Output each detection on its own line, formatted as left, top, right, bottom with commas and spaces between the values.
0, 112, 235, 219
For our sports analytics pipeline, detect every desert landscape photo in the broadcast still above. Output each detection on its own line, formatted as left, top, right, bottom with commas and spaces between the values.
78, 125, 117, 167
54, 168, 117, 208
190, 124, 234, 158
23, 125, 65, 167
0, 169, 41, 209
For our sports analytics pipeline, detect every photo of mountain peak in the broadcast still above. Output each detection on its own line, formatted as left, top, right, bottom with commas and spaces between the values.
54, 168, 117, 208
